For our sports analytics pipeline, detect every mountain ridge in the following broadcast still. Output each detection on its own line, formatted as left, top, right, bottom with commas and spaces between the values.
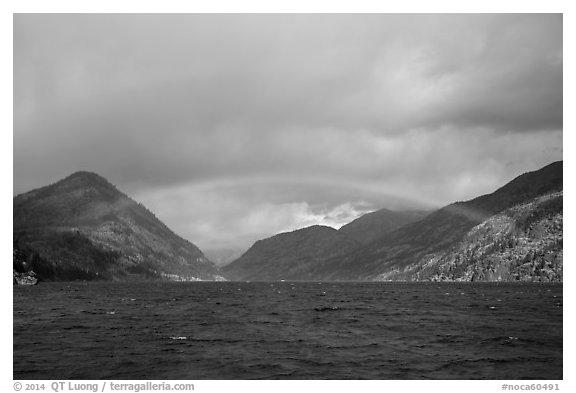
338, 208, 429, 245
224, 161, 562, 282
320, 161, 563, 280
14, 162, 562, 282
405, 191, 563, 282
222, 225, 361, 281
13, 171, 225, 281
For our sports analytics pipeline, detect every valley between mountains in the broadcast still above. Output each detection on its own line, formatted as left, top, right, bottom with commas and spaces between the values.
13, 161, 562, 282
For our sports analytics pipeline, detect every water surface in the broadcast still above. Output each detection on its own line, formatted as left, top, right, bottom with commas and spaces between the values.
13, 282, 562, 379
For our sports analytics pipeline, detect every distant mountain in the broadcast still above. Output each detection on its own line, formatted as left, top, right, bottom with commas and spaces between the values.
223, 161, 562, 282
19, 162, 560, 283
339, 208, 429, 245
13, 171, 225, 281
222, 225, 361, 281
203, 247, 246, 267
320, 161, 563, 281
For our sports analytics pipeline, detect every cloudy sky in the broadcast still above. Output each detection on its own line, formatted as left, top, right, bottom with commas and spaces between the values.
13, 14, 563, 254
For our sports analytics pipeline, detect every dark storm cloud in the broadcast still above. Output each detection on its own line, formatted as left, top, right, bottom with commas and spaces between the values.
13, 14, 563, 250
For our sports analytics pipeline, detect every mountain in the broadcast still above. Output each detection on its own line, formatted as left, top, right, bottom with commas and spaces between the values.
13, 171, 225, 281
203, 247, 246, 267
222, 225, 361, 281
339, 208, 429, 245
321, 161, 563, 281
223, 161, 562, 282
409, 191, 562, 282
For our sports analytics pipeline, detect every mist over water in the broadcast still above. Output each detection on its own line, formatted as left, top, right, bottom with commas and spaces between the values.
14, 282, 562, 379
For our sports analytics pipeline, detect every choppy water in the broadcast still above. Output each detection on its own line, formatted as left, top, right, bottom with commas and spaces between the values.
13, 282, 562, 379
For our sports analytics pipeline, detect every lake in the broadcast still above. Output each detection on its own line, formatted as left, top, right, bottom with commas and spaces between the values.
13, 281, 562, 379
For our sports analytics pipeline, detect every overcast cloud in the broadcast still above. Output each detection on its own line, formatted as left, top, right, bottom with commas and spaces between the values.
13, 14, 563, 253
